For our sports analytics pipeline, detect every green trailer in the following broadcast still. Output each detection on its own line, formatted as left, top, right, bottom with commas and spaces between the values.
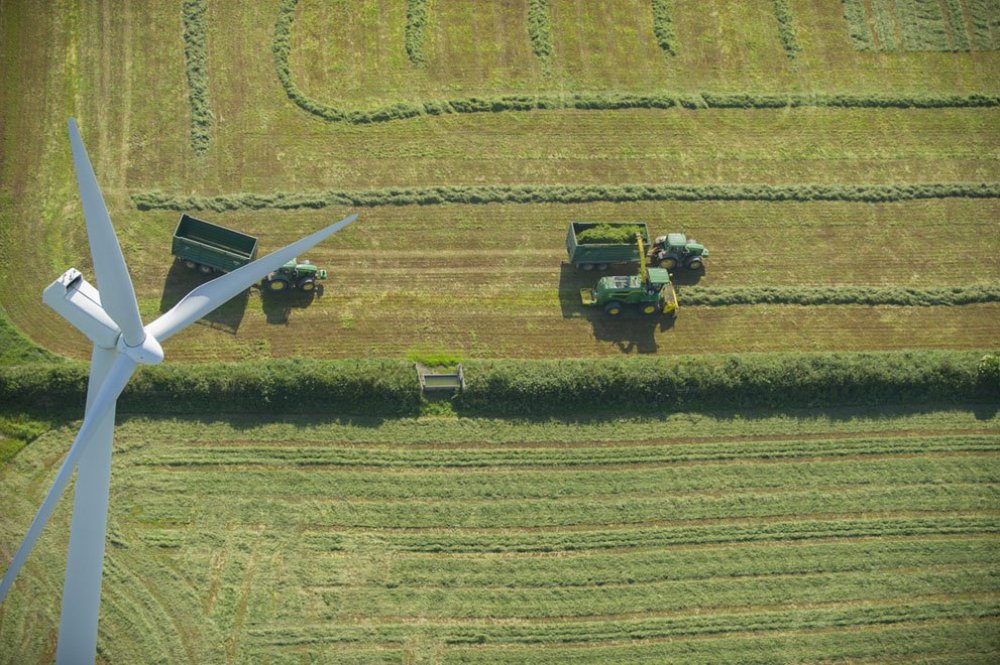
171, 214, 328, 292
171, 214, 258, 274
566, 222, 651, 270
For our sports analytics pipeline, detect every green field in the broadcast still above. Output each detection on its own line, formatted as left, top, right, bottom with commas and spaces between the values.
1, 0, 998, 662
1, 408, 998, 663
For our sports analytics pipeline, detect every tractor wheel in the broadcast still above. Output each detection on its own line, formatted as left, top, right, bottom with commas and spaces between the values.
641, 303, 658, 315
298, 278, 315, 292
198, 264, 213, 274
597, 263, 609, 271
267, 278, 289, 291
662, 257, 678, 270
581, 263, 594, 271
686, 258, 704, 270
184, 260, 197, 270
604, 301, 623, 316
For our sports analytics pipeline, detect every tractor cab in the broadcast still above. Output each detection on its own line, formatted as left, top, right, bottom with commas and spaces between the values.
264, 258, 328, 292
651, 233, 709, 271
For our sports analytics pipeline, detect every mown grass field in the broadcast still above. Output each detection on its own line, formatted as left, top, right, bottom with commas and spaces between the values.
1, 407, 998, 663
0, 0, 998, 360
1, 1, 998, 663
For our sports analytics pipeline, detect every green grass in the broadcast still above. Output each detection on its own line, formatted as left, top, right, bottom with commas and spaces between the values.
2, 407, 997, 661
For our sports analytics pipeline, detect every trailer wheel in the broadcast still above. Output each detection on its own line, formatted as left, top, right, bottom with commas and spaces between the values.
686, 258, 703, 271
604, 301, 623, 316
641, 304, 658, 315
662, 257, 678, 270
581, 263, 594, 271
198, 264, 213, 274
267, 278, 289, 291
597, 263, 609, 271
184, 260, 197, 270
298, 278, 315, 292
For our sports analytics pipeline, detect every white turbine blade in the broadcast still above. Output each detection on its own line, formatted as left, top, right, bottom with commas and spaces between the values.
68, 118, 146, 347
0, 352, 136, 604
145, 213, 357, 343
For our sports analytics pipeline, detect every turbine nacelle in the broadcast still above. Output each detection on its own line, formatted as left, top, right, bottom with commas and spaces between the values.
42, 268, 164, 364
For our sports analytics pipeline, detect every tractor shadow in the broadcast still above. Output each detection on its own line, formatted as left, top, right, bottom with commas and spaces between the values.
159, 260, 249, 334
261, 285, 321, 324
558, 263, 674, 355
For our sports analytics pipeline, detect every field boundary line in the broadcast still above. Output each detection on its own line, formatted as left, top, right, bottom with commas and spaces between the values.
272, 0, 1000, 124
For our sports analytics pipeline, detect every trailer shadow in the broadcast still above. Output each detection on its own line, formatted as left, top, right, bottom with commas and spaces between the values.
558, 262, 674, 354
158, 260, 249, 334
261, 285, 320, 324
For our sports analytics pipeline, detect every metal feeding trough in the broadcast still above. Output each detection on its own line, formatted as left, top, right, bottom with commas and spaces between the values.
415, 363, 465, 393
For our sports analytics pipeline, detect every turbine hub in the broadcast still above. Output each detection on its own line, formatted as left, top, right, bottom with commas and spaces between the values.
118, 332, 163, 365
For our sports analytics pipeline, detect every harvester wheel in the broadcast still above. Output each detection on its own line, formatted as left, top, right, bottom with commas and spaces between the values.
641, 304, 658, 315
662, 257, 678, 270
184, 260, 197, 270
686, 258, 704, 270
604, 301, 623, 316
298, 278, 315, 291
198, 264, 213, 274
267, 278, 289, 291
597, 263, 609, 270
581, 263, 594, 271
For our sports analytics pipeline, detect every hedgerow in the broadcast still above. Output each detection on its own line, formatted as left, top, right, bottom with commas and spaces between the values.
0, 360, 421, 417
273, 0, 998, 123
679, 284, 1000, 307
182, 0, 211, 155
453, 351, 998, 415
2, 352, 994, 418
650, 0, 677, 56
405, 0, 428, 67
527, 0, 553, 64
772, 0, 801, 59
132, 181, 1000, 212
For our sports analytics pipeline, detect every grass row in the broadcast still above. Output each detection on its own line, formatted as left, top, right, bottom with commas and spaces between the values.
680, 284, 1000, 307
306, 568, 999, 620
131, 182, 1000, 212
301, 515, 1000, 553
440, 621, 1000, 664
330, 537, 1000, 589
404, 0, 427, 67
650, 0, 676, 56
132, 434, 1000, 469
772, 0, 801, 60
130, 456, 1000, 501
843, 0, 998, 52
136, 483, 998, 529
181, 0, 211, 155
249, 599, 1000, 646
527, 0, 552, 65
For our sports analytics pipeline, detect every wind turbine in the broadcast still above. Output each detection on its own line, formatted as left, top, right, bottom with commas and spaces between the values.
0, 119, 357, 663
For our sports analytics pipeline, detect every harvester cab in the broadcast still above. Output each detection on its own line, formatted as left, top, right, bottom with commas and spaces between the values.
650, 232, 709, 271
580, 233, 678, 317
264, 258, 328, 292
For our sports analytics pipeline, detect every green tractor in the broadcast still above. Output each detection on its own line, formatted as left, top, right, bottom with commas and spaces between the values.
580, 234, 678, 317
264, 258, 327, 292
649, 233, 709, 271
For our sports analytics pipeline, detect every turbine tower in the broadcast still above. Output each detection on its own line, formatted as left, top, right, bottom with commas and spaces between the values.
0, 119, 357, 663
